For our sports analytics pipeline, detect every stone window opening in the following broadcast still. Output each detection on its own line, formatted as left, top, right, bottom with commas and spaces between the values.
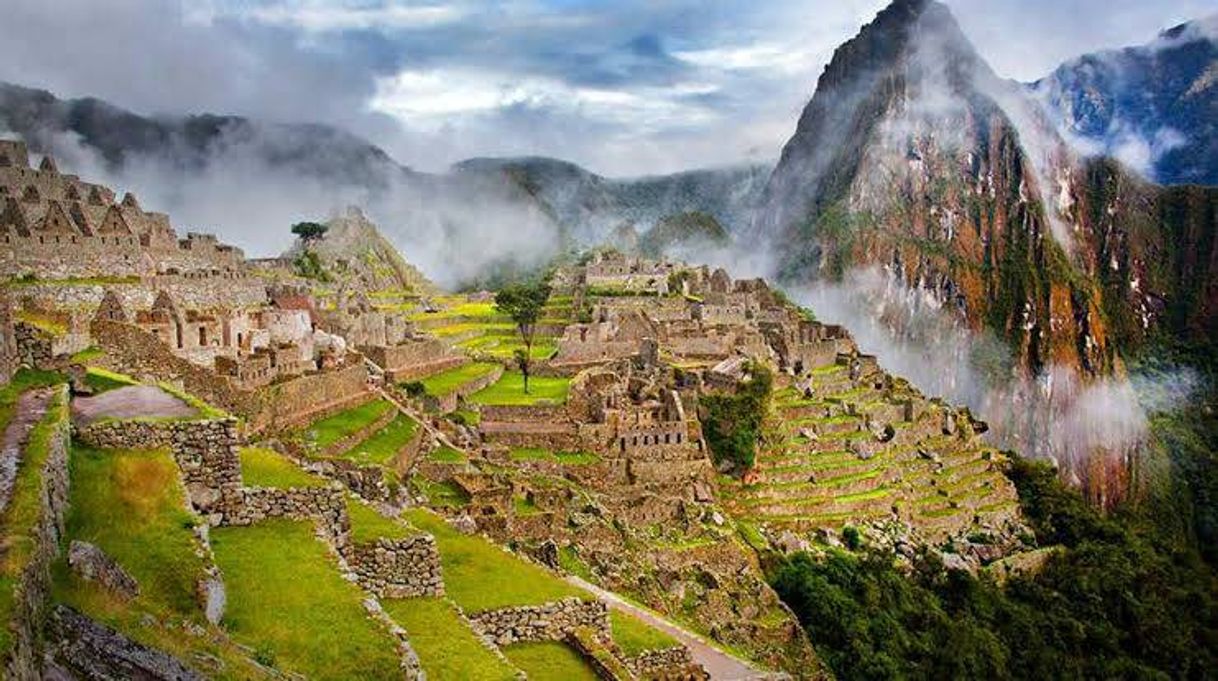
198, 326, 207, 347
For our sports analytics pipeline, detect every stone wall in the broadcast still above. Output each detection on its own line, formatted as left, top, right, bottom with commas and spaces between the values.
2, 386, 71, 680
48, 605, 205, 680
13, 322, 54, 370
626, 646, 708, 680
250, 361, 371, 433
346, 535, 444, 598
9, 279, 267, 315
425, 364, 503, 414
468, 598, 610, 646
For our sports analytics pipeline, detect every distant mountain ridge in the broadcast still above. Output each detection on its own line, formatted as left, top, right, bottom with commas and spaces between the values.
1033, 16, 1218, 186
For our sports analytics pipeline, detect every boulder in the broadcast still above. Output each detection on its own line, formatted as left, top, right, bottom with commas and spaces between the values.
68, 540, 139, 600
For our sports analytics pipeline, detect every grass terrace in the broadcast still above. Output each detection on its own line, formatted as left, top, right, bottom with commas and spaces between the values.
347, 498, 417, 544
430, 445, 468, 464
610, 610, 679, 657
211, 520, 403, 679
503, 641, 599, 681
403, 508, 585, 613
457, 335, 557, 360
414, 478, 470, 508
301, 399, 393, 450
468, 372, 571, 406
419, 362, 500, 397
409, 300, 503, 321
239, 447, 328, 489
509, 448, 601, 465
381, 598, 517, 680
83, 366, 138, 394
51, 443, 271, 679
340, 413, 419, 466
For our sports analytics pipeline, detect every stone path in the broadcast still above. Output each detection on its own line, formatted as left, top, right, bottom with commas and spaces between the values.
71, 385, 198, 426
565, 575, 775, 680
0, 388, 54, 514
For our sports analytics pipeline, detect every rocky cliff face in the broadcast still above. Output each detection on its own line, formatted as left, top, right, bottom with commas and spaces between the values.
285, 208, 437, 296
755, 0, 1218, 380
1033, 17, 1218, 186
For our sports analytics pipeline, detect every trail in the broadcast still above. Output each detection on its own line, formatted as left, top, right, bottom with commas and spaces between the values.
0, 388, 53, 514
565, 575, 780, 680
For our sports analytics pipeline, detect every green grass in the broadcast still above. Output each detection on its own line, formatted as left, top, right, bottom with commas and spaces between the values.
0, 368, 66, 434
457, 335, 557, 360
58, 444, 206, 615
409, 301, 502, 321
303, 399, 393, 450
509, 448, 601, 465
610, 610, 679, 657
382, 598, 517, 680
0, 387, 68, 654
419, 362, 500, 397
503, 641, 598, 681
347, 498, 416, 544
84, 366, 139, 394
430, 445, 468, 464
514, 496, 541, 516
468, 372, 571, 406
156, 382, 228, 420
414, 478, 470, 508
211, 520, 403, 679
403, 508, 585, 612
240, 447, 328, 489
341, 413, 419, 466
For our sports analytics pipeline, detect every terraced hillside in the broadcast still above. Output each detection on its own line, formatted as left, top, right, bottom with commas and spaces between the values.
720, 361, 1021, 545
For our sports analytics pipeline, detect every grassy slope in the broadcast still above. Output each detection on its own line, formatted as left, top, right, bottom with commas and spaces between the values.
381, 598, 517, 680
347, 498, 416, 544
469, 372, 571, 406
239, 447, 328, 489
610, 610, 679, 657
403, 509, 584, 613
302, 400, 392, 450
341, 413, 419, 466
211, 520, 402, 679
52, 443, 270, 679
419, 363, 500, 397
503, 641, 599, 681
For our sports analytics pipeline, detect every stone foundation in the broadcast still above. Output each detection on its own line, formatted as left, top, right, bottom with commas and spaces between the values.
346, 535, 444, 598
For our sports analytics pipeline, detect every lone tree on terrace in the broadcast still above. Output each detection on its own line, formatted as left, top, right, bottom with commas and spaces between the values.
495, 281, 551, 394
291, 221, 329, 243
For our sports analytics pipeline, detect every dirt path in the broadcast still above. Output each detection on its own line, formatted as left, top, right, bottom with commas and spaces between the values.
565, 575, 778, 680
71, 385, 197, 426
0, 388, 54, 514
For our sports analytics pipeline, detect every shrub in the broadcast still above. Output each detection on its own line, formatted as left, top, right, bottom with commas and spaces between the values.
699, 361, 772, 472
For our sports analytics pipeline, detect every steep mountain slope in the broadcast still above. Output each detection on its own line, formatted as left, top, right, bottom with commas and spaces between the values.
1033, 17, 1218, 186
454, 156, 768, 243
284, 207, 437, 296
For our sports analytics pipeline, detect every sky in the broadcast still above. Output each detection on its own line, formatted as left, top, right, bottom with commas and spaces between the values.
0, 0, 1214, 176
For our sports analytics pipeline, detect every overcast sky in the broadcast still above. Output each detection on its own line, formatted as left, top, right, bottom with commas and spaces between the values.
1, 0, 1214, 176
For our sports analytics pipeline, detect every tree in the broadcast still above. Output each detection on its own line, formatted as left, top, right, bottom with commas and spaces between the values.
291, 221, 329, 242
494, 281, 551, 394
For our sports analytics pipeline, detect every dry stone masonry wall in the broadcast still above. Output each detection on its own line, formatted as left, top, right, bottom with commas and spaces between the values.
468, 598, 610, 647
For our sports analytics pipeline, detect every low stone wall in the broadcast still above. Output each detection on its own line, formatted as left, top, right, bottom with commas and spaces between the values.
480, 404, 570, 423
387, 356, 466, 383
14, 322, 55, 371
225, 487, 347, 538
468, 598, 609, 646
3, 386, 71, 680
626, 646, 708, 681
75, 419, 176, 450
346, 535, 444, 598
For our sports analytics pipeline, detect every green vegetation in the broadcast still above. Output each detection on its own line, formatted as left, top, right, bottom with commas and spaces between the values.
403, 508, 584, 612
494, 281, 552, 394
291, 221, 329, 242
770, 456, 1218, 680
292, 250, 331, 282
0, 387, 67, 654
503, 641, 598, 681
342, 413, 419, 466
347, 498, 415, 544
303, 399, 393, 450
0, 368, 65, 435
700, 361, 772, 471
610, 610, 679, 657
469, 372, 570, 406
156, 381, 227, 419
430, 445, 468, 464
239, 447, 328, 489
83, 366, 138, 394
509, 447, 600, 465
211, 520, 402, 679
419, 363, 499, 396
15, 309, 67, 335
57, 445, 206, 615
413, 478, 470, 508
382, 598, 517, 680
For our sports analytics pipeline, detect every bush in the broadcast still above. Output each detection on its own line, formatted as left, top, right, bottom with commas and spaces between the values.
700, 362, 772, 472
401, 381, 426, 398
